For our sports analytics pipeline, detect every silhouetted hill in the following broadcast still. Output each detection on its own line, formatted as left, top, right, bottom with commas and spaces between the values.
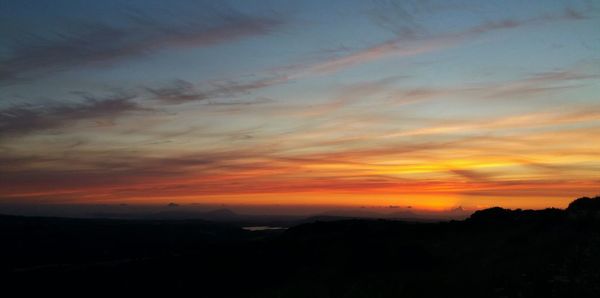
88, 208, 306, 226
147, 208, 240, 220
567, 196, 600, 213
0, 214, 253, 271
2, 195, 600, 297
468, 206, 566, 224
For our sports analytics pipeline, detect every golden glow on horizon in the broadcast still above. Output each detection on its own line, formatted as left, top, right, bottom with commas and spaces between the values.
2, 121, 599, 210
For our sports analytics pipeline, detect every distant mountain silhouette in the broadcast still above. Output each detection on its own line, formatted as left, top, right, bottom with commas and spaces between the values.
2, 195, 600, 297
203, 208, 238, 218
317, 209, 391, 219
387, 209, 419, 219
79, 205, 471, 223
148, 208, 240, 220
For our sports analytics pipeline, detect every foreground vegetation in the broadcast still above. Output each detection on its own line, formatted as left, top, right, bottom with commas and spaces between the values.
2, 196, 600, 297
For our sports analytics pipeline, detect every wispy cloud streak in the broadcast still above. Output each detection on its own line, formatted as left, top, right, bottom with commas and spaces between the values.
0, 9, 284, 84
289, 6, 590, 78
0, 94, 144, 137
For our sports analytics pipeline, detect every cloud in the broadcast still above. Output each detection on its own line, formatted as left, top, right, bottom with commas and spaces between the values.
208, 77, 287, 97
282, 6, 590, 79
449, 169, 492, 182
0, 9, 284, 84
379, 105, 600, 140
459, 179, 600, 199
369, 0, 466, 38
146, 80, 208, 103
385, 66, 599, 106
306, 39, 451, 75
0, 93, 145, 137
98, 4, 590, 106
3, 148, 597, 204
146, 77, 286, 104
479, 68, 599, 99
0, 149, 285, 200
206, 97, 275, 106
1, 122, 598, 204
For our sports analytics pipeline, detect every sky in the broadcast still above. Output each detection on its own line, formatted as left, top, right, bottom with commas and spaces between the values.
1, 0, 599, 213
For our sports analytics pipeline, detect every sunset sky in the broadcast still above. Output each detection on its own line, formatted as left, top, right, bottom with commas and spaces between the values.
1, 0, 599, 212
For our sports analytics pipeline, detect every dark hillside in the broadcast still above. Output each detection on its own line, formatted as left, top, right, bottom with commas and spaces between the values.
2, 196, 600, 297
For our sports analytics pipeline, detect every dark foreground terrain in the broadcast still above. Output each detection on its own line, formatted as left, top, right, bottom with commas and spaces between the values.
2, 196, 600, 297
